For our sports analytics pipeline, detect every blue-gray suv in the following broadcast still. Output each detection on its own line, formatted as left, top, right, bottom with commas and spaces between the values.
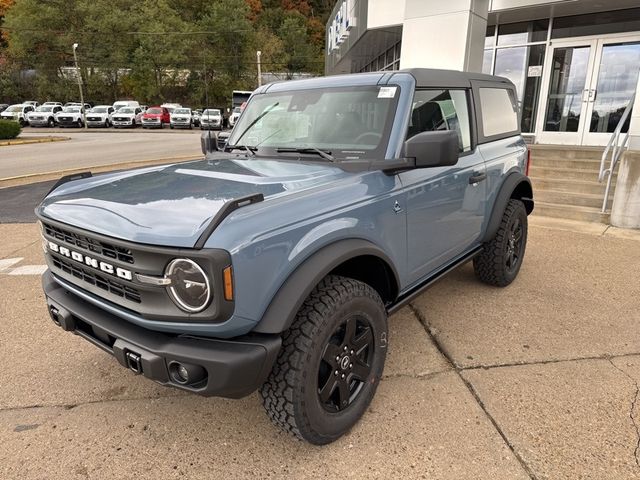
38, 69, 533, 444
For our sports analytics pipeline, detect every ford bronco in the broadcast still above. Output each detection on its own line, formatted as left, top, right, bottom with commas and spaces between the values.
38, 69, 533, 444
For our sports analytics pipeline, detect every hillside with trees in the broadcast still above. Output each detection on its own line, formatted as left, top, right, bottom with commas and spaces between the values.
0, 0, 333, 106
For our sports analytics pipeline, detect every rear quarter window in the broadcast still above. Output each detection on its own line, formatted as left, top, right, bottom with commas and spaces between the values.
479, 88, 518, 137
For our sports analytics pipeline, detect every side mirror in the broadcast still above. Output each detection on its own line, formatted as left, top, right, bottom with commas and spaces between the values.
402, 130, 459, 168
201, 130, 218, 154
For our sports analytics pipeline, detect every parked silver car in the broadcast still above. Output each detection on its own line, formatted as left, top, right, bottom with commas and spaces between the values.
27, 105, 63, 127
1, 104, 34, 126
111, 107, 143, 128
86, 105, 114, 128
55, 106, 85, 128
200, 108, 222, 130
170, 108, 193, 129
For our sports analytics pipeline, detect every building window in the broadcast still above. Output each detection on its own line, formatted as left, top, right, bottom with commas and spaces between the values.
497, 19, 549, 46
493, 44, 545, 133
484, 20, 548, 133
359, 41, 402, 73
407, 89, 472, 153
551, 7, 640, 40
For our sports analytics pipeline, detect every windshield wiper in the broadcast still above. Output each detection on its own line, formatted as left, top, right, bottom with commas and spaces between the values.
225, 145, 257, 156
276, 147, 335, 162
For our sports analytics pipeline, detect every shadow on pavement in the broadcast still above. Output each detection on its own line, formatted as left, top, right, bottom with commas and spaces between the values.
0, 181, 56, 223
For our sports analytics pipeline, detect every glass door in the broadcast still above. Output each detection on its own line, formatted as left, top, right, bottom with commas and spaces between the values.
582, 38, 640, 146
535, 39, 597, 145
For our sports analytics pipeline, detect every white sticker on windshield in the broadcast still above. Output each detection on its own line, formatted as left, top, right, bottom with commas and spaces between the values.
378, 86, 397, 98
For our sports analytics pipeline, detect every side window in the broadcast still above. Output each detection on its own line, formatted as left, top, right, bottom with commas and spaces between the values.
479, 88, 518, 137
407, 89, 472, 153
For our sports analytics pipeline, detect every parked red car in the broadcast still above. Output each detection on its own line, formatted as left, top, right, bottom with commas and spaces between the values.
141, 106, 170, 129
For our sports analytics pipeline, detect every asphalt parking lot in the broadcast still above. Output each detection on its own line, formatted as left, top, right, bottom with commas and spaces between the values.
1, 174, 640, 478
0, 129, 204, 181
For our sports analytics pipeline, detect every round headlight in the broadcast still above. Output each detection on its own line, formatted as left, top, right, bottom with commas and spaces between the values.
165, 259, 211, 313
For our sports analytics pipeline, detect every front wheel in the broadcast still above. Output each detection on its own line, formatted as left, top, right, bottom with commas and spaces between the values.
473, 199, 528, 287
47, 117, 55, 128
260, 275, 388, 445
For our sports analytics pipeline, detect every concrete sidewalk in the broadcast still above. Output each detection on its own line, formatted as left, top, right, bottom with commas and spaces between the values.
0, 219, 639, 479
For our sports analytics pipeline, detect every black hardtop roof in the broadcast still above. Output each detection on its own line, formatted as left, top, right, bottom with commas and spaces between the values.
260, 68, 514, 93
397, 68, 513, 88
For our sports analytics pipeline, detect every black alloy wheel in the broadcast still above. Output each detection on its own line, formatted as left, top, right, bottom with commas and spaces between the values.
505, 215, 524, 274
318, 315, 375, 412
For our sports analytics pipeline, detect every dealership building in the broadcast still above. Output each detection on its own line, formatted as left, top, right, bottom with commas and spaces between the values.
326, 0, 640, 146
325, 0, 640, 227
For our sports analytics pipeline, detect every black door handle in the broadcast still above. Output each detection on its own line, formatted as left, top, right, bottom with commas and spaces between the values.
469, 172, 487, 184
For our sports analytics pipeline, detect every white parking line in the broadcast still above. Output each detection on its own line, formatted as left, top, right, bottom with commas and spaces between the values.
0, 258, 24, 272
8, 265, 48, 276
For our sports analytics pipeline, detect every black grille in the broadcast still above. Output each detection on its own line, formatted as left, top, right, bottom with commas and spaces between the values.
87, 117, 101, 121
43, 223, 134, 264
52, 255, 141, 304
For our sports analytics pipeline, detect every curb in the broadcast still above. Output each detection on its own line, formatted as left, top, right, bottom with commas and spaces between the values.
0, 136, 70, 147
0, 154, 202, 189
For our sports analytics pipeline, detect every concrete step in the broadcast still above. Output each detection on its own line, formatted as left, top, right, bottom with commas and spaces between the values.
529, 156, 603, 170
532, 201, 607, 223
528, 165, 615, 182
535, 189, 609, 209
530, 176, 612, 195
529, 145, 605, 161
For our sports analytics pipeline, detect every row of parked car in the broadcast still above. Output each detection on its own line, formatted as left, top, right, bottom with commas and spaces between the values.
0, 100, 228, 130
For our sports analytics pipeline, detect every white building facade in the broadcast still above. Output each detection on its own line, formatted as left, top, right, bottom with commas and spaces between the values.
325, 0, 640, 148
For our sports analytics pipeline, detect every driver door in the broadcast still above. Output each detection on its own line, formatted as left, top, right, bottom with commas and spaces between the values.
398, 89, 486, 286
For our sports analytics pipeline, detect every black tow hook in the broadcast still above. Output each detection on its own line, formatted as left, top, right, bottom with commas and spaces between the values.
125, 351, 143, 374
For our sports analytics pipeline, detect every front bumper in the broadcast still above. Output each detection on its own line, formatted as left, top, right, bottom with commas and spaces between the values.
142, 119, 162, 128
87, 119, 108, 127
43, 271, 281, 398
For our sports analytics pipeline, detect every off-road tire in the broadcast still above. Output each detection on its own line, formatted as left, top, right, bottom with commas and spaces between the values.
260, 275, 388, 445
474, 199, 527, 287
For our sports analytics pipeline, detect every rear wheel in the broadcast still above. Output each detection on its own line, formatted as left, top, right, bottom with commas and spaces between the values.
260, 275, 388, 445
474, 199, 528, 287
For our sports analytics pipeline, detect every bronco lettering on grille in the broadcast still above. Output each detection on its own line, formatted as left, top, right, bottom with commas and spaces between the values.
47, 241, 133, 281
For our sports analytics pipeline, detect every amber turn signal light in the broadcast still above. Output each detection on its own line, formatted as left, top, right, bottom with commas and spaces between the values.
223, 266, 234, 301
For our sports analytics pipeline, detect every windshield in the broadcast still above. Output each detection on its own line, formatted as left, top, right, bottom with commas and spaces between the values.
227, 86, 398, 160
146, 108, 162, 114
91, 107, 108, 113
203, 109, 220, 115
119, 108, 135, 114
35, 106, 53, 112
6, 105, 22, 112
174, 108, 190, 114
64, 107, 81, 113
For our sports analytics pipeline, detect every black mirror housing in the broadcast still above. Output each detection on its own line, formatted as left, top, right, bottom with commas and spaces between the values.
402, 130, 459, 168
201, 131, 219, 155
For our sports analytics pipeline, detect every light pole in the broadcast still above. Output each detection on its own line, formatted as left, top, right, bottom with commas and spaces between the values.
256, 50, 262, 87
72, 43, 88, 130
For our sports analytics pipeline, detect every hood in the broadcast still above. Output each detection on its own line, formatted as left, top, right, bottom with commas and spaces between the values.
38, 157, 352, 248
144, 113, 163, 118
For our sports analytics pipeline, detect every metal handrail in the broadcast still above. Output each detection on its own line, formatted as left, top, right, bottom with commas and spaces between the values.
598, 92, 635, 213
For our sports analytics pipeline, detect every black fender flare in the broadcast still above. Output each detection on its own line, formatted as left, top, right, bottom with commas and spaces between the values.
481, 172, 534, 243
252, 239, 400, 335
